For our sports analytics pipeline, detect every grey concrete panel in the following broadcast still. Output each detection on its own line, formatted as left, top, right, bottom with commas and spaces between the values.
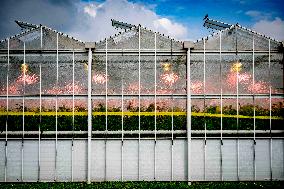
23, 140, 38, 181
57, 140, 72, 181
173, 139, 187, 181
156, 140, 171, 181
222, 139, 238, 181
0, 141, 5, 181
40, 140, 55, 181
272, 139, 284, 180
206, 139, 221, 181
106, 140, 121, 181
255, 139, 270, 180
73, 140, 87, 181
239, 139, 254, 180
139, 139, 155, 181
191, 139, 205, 181
7, 141, 21, 182
91, 140, 105, 181
123, 140, 138, 181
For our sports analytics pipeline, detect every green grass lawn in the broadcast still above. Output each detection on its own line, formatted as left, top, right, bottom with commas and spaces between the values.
0, 182, 283, 189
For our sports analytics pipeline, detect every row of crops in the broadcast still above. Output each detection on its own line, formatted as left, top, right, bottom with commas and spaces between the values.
0, 103, 283, 131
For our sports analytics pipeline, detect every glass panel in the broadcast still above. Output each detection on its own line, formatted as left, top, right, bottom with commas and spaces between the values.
254, 54, 270, 94
58, 54, 73, 95
140, 98, 155, 131
42, 28, 57, 50
58, 33, 84, 49
92, 55, 106, 95
255, 98, 270, 133
9, 55, 24, 95
191, 99, 205, 132
107, 99, 122, 131
205, 55, 220, 94
107, 56, 123, 94
123, 97, 138, 131
173, 98, 186, 131
223, 98, 237, 130
238, 54, 253, 94
205, 98, 221, 132
23, 56, 40, 95
271, 98, 284, 130
239, 98, 254, 133
92, 99, 106, 131
140, 29, 155, 49
122, 56, 139, 95
141, 56, 154, 94
107, 29, 139, 49
190, 54, 203, 95
156, 98, 171, 130
271, 53, 283, 94
0, 100, 6, 134
7, 99, 22, 131
222, 55, 237, 94
74, 99, 87, 131
41, 99, 56, 132
57, 99, 73, 131
75, 53, 88, 94
25, 99, 40, 131
19, 29, 41, 50
42, 54, 57, 94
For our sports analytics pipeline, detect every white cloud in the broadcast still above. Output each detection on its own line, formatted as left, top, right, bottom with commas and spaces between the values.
252, 17, 284, 41
245, 10, 272, 20
68, 0, 188, 41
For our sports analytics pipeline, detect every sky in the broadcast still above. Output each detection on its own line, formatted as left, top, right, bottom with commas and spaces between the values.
0, 0, 283, 42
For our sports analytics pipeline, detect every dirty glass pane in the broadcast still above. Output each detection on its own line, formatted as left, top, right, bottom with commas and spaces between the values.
58, 34, 84, 49
42, 28, 57, 50
92, 55, 106, 95
140, 29, 155, 49
75, 53, 88, 94
254, 54, 270, 94
271, 98, 284, 130
23, 56, 40, 95
107, 55, 123, 94
271, 53, 283, 94
8, 55, 24, 95
0, 100, 6, 134
122, 56, 139, 95
141, 56, 154, 94
222, 55, 237, 94
156, 98, 171, 130
41, 55, 57, 95
190, 54, 204, 95
191, 99, 205, 132
107, 29, 139, 49
58, 54, 74, 95
205, 55, 220, 94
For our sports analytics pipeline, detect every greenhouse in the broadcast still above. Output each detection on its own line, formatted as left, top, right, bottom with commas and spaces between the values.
0, 18, 283, 182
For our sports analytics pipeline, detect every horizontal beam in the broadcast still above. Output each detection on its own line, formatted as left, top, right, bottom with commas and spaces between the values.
0, 130, 283, 136
0, 94, 283, 100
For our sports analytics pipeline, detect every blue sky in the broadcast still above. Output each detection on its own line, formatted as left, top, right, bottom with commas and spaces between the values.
1, 0, 283, 41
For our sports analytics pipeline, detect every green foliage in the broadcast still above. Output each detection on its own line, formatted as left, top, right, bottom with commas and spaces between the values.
0, 102, 283, 132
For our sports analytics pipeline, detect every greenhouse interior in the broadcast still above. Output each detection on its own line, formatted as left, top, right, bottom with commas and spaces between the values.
0, 17, 283, 182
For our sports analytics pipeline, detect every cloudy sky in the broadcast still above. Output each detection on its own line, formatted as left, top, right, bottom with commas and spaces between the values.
0, 0, 283, 42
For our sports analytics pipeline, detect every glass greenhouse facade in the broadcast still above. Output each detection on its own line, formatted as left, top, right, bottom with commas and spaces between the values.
0, 20, 283, 182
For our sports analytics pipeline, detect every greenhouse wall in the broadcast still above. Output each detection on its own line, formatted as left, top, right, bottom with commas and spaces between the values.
0, 23, 283, 182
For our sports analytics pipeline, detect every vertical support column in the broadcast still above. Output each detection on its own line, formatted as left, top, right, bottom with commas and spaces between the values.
219, 31, 223, 181
39, 26, 43, 181
121, 78, 124, 182
55, 33, 58, 181
236, 31, 240, 181
105, 39, 108, 181
5, 39, 10, 182
183, 41, 194, 185
138, 25, 141, 181
154, 33, 157, 181
268, 39, 272, 181
203, 39, 207, 181
71, 51, 75, 182
170, 39, 174, 181
252, 35, 256, 181
22, 42, 26, 182
85, 42, 95, 184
